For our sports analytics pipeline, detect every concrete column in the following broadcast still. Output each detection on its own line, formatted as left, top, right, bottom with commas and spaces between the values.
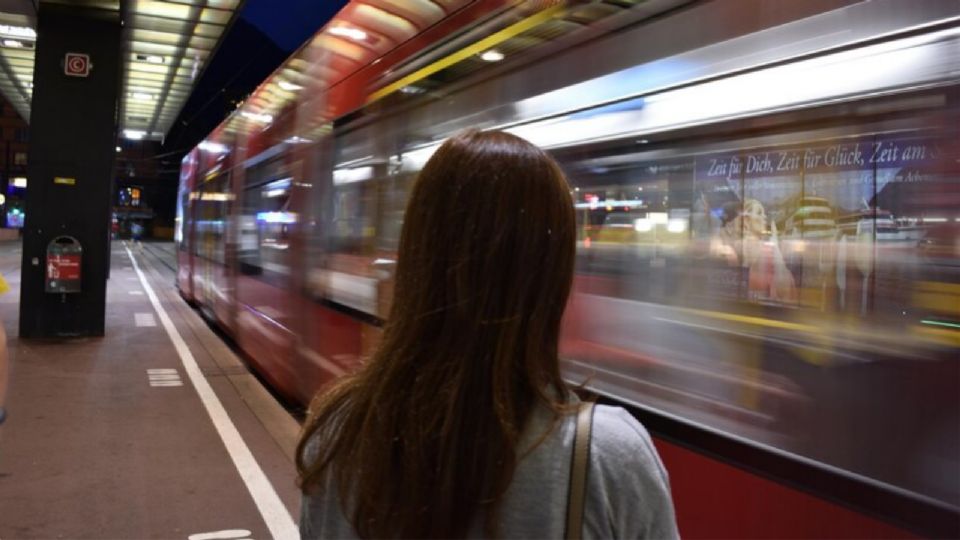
19, 4, 121, 338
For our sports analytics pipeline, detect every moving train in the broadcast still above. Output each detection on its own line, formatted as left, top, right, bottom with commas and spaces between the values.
176, 0, 960, 536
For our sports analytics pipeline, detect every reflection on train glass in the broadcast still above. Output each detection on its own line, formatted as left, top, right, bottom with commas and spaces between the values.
562, 130, 959, 507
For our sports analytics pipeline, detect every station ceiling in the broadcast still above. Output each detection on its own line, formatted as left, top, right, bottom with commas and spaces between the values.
0, 0, 243, 141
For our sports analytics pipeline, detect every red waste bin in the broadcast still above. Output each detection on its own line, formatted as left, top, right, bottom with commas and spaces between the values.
45, 236, 82, 293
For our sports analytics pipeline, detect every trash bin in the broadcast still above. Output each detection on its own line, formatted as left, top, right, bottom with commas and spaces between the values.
45, 236, 82, 294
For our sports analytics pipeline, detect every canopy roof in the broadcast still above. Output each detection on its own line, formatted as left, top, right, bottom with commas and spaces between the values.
0, 0, 243, 140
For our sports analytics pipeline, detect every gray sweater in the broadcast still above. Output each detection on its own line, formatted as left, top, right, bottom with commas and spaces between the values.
300, 401, 680, 539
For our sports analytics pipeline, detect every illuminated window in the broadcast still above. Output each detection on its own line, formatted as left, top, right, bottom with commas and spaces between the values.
13, 152, 26, 166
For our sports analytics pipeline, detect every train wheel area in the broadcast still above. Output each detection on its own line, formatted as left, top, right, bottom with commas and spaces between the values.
0, 239, 301, 539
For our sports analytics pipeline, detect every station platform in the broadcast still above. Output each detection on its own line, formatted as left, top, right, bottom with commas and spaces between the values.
0, 240, 302, 539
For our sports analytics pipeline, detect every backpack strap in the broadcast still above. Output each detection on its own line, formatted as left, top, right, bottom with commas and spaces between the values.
566, 401, 596, 540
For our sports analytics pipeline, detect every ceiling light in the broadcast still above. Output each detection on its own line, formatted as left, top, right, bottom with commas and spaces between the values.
0, 25, 36, 40
240, 111, 273, 124
2, 40, 24, 48
480, 50, 504, 62
116, 146, 121, 152
124, 130, 146, 140
333, 167, 374, 185
198, 141, 228, 153
131, 92, 154, 101
329, 26, 367, 41
136, 54, 165, 64
278, 80, 302, 91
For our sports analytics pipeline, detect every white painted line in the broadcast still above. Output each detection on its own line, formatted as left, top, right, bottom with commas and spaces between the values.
125, 246, 298, 539
189, 530, 253, 540
134, 313, 156, 327
128, 290, 144, 295
148, 374, 181, 381
148, 368, 183, 387
150, 381, 184, 387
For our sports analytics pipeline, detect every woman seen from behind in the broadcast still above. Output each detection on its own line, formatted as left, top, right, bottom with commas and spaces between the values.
297, 129, 679, 539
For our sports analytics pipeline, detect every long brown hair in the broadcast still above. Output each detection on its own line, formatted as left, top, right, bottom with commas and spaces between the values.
296, 129, 577, 538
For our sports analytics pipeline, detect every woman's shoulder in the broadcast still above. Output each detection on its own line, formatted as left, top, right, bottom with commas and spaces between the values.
588, 404, 670, 485
591, 404, 654, 447
584, 404, 680, 539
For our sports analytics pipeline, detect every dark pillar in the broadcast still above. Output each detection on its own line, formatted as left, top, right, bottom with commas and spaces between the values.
19, 4, 121, 338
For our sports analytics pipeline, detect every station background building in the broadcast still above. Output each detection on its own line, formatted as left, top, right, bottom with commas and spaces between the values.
0, 94, 28, 234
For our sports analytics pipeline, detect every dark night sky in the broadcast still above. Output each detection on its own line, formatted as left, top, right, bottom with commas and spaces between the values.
162, 1, 349, 155
241, 0, 350, 52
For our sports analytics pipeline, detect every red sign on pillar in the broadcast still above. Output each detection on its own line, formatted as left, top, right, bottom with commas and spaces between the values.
47, 254, 81, 280
64, 53, 91, 77
45, 236, 83, 293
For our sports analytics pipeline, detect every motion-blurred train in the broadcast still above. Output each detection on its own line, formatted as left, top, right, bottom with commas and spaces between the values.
176, 1, 960, 536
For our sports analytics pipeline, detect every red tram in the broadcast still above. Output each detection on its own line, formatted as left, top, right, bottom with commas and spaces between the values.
177, 1, 960, 536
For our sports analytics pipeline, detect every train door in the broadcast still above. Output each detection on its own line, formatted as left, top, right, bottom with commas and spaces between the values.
196, 171, 233, 324
235, 145, 299, 398
294, 128, 374, 404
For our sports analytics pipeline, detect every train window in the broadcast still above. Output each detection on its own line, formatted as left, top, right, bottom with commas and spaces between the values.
240, 157, 294, 285
557, 107, 959, 505
377, 162, 416, 251
195, 174, 232, 265
568, 155, 693, 297
176, 184, 190, 252
328, 166, 379, 255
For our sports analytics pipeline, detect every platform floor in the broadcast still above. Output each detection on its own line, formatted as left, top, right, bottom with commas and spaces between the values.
0, 240, 301, 539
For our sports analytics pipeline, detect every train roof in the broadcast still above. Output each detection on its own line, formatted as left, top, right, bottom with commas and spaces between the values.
195, 0, 501, 152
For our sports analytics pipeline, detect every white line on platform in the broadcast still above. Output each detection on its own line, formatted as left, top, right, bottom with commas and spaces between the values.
188, 530, 253, 540
125, 246, 298, 539
150, 380, 184, 387
148, 368, 184, 387
134, 313, 156, 327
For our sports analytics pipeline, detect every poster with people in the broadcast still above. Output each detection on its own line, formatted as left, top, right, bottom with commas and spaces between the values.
692, 133, 951, 314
